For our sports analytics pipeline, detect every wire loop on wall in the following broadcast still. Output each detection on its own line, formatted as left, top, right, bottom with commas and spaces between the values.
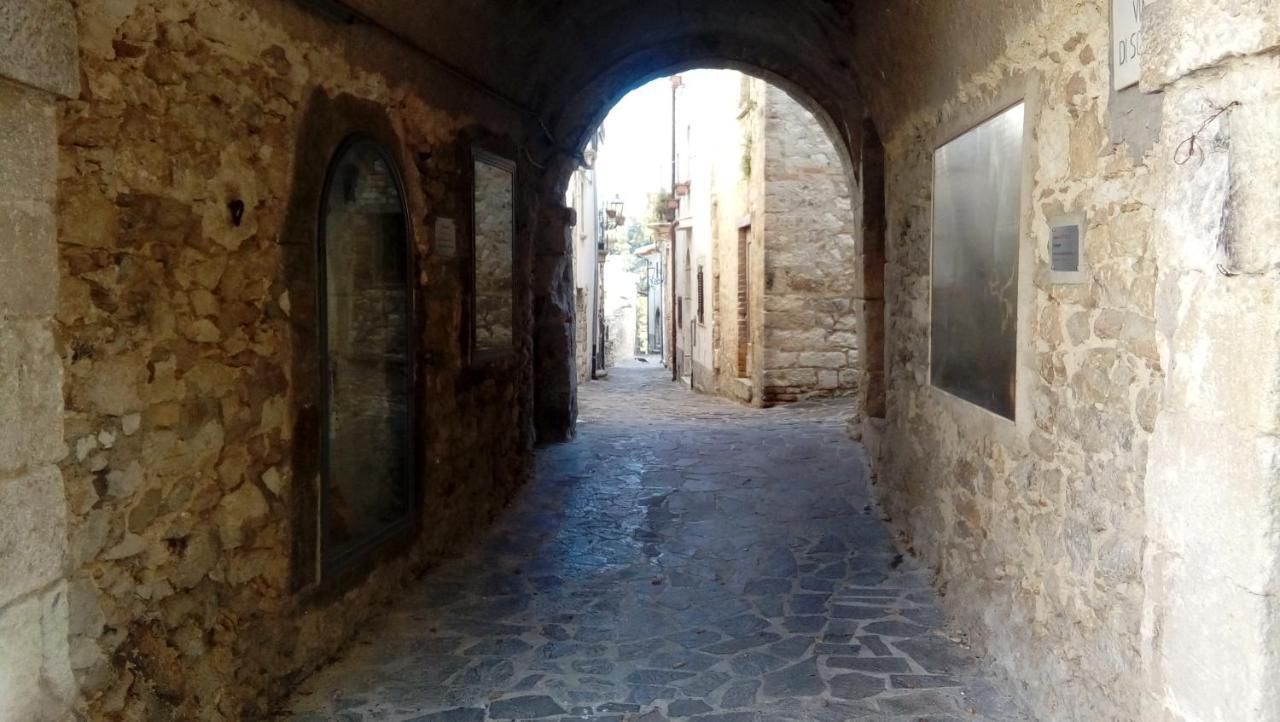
1174, 101, 1240, 166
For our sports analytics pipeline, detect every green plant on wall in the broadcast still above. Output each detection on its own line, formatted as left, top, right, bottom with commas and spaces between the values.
649, 188, 673, 222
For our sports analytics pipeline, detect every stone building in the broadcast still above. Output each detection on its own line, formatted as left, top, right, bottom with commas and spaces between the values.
667, 73, 864, 406
636, 242, 665, 355
668, 71, 741, 392
565, 135, 604, 383
1, 1, 1278, 721
720, 77, 864, 406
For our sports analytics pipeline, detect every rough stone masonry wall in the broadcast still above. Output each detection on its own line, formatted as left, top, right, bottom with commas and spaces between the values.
474, 161, 515, 350
851, 1, 1162, 719
53, 0, 534, 718
758, 82, 861, 404
0, 2, 79, 720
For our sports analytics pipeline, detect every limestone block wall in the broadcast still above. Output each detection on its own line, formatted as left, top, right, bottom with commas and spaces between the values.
744, 80, 769, 400
709, 78, 863, 407
757, 83, 862, 405
1138, 2, 1280, 718
52, 0, 537, 718
0, 2, 79, 720
850, 1, 1162, 718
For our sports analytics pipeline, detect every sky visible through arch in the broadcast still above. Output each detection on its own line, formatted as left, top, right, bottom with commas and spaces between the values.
596, 70, 741, 229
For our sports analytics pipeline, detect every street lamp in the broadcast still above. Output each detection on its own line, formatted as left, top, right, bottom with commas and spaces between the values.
605, 196, 625, 229
598, 196, 624, 256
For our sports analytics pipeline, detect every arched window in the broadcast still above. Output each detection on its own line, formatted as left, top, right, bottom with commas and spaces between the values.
318, 136, 414, 578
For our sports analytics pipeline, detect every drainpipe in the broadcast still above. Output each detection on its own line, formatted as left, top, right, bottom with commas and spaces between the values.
670, 75, 681, 382
586, 143, 602, 381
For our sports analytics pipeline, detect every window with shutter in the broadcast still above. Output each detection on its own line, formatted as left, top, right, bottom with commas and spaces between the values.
697, 266, 705, 325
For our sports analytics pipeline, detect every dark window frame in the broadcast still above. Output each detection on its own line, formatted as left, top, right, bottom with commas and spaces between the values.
316, 133, 418, 583
463, 143, 519, 368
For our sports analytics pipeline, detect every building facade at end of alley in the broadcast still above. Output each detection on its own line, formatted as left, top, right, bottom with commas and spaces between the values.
568, 72, 883, 411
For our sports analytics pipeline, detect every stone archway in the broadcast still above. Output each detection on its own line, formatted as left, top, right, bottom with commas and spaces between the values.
529, 45, 885, 439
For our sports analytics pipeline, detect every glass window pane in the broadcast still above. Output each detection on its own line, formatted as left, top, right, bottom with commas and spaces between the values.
321, 138, 413, 574
474, 155, 515, 352
930, 103, 1024, 420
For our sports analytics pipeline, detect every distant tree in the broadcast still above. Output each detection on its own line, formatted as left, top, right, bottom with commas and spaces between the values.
609, 221, 654, 274
649, 188, 673, 223
626, 223, 648, 249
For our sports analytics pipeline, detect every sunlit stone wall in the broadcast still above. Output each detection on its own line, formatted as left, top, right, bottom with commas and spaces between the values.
52, 0, 536, 717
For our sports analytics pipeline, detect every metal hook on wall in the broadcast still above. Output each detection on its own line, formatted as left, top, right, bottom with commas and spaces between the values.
228, 199, 246, 227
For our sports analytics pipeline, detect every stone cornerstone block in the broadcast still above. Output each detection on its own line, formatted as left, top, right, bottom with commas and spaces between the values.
0, 0, 80, 97
0, 82, 58, 202
0, 583, 75, 721
0, 466, 67, 608
0, 320, 64, 472
0, 203, 59, 317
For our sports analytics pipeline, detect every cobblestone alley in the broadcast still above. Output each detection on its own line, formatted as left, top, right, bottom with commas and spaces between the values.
281, 361, 1030, 721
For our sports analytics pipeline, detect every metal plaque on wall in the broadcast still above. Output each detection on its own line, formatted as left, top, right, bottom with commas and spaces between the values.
1048, 213, 1088, 284
434, 217, 456, 258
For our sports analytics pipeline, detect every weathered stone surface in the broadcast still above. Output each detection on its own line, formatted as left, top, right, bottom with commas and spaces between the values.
406, 709, 485, 722
0, 467, 67, 607
52, 2, 536, 719
0, 321, 63, 472
487, 695, 565, 718
826, 656, 909, 673
216, 482, 268, 549
0, 81, 58, 202
848, 3, 1167, 720
0, 582, 75, 722
0, 0, 80, 97
1144, 0, 1280, 89
827, 672, 884, 700
1144, 68, 1280, 718
890, 674, 962, 689
533, 205, 578, 442
760, 657, 824, 698
667, 698, 713, 716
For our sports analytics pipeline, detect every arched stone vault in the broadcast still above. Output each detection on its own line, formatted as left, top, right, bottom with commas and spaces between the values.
331, 0, 888, 448
541, 38, 866, 196
340, 1, 860, 104
336, 0, 871, 195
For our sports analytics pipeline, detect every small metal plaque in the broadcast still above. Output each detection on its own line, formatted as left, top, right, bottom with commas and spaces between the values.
1048, 213, 1087, 284
1051, 224, 1080, 272
434, 217, 456, 258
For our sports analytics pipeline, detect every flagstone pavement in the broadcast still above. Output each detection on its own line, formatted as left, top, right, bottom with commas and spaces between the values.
281, 359, 1031, 721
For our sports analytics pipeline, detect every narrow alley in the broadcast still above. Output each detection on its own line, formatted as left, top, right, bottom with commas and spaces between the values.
7, 2, 1280, 720
282, 361, 1030, 721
